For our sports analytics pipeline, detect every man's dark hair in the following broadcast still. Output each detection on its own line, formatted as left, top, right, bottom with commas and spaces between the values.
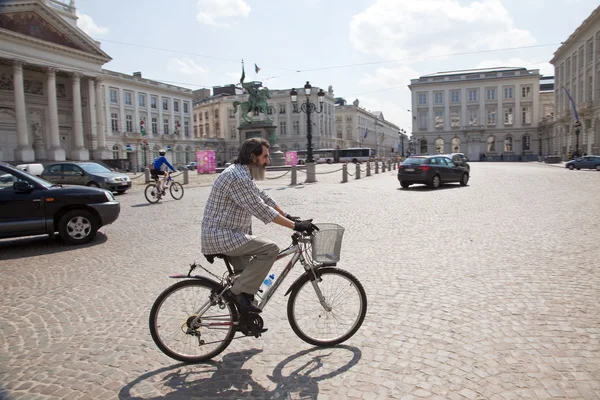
234, 138, 270, 165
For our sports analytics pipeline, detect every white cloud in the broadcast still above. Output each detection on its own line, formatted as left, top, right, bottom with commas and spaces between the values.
359, 66, 418, 88
476, 58, 554, 76
76, 12, 108, 36
168, 58, 209, 75
196, 0, 251, 27
349, 0, 536, 60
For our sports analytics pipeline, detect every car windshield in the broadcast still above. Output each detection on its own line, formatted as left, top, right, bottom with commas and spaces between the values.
1, 166, 53, 188
403, 157, 427, 165
78, 163, 112, 173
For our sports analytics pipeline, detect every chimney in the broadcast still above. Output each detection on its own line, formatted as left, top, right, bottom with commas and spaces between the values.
133, 72, 142, 78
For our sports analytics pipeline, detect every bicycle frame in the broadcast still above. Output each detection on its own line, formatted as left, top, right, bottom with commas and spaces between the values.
185, 235, 329, 331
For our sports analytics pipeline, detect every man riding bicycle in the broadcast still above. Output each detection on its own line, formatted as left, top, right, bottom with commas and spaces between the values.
201, 138, 317, 315
151, 149, 176, 195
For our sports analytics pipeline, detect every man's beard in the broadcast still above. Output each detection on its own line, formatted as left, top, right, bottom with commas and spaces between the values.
250, 163, 266, 181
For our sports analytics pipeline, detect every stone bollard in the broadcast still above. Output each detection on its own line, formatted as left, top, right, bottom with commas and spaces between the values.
342, 163, 348, 183
382, 162, 386, 172
388, 160, 392, 171
366, 162, 371, 177
355, 163, 361, 179
305, 162, 316, 183
144, 167, 151, 183
375, 162, 379, 174
183, 168, 189, 184
291, 165, 297, 185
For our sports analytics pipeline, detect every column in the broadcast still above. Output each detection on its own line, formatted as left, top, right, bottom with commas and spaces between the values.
94, 77, 109, 159
171, 97, 176, 135
13, 62, 35, 161
134, 90, 140, 134
87, 78, 98, 150
70, 73, 89, 160
158, 96, 164, 134
46, 68, 66, 161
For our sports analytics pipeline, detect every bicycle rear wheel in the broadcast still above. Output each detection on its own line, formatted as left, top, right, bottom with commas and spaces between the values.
287, 267, 367, 347
149, 279, 236, 363
144, 184, 160, 204
170, 182, 184, 200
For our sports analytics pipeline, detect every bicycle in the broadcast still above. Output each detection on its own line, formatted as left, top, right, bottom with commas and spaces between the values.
144, 171, 184, 204
149, 223, 367, 363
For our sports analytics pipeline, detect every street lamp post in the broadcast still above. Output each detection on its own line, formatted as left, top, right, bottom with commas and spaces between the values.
574, 119, 582, 157
290, 82, 325, 164
399, 129, 407, 158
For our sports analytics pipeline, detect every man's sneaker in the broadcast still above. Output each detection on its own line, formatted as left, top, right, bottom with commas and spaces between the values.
224, 290, 262, 314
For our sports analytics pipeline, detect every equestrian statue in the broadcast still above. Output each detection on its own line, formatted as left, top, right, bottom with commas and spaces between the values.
233, 79, 273, 124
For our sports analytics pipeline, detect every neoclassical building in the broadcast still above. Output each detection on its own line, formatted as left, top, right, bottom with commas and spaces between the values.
0, 0, 111, 163
409, 67, 542, 161
0, 0, 195, 170
550, 5, 600, 157
334, 98, 401, 158
193, 84, 337, 165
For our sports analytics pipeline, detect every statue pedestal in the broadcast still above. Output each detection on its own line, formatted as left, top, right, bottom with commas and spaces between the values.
238, 120, 285, 167
269, 144, 286, 167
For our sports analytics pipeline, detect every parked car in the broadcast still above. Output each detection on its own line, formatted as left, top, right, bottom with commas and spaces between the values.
16, 163, 44, 177
0, 162, 120, 245
398, 155, 470, 189
41, 162, 131, 193
444, 153, 470, 172
185, 162, 198, 170
565, 155, 600, 171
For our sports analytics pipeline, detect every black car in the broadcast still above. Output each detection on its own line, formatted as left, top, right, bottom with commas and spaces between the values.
398, 155, 470, 189
0, 162, 120, 245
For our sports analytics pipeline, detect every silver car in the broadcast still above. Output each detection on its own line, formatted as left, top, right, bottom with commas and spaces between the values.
41, 162, 132, 194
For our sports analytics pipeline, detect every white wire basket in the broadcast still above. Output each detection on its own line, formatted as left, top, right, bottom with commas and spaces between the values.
310, 223, 345, 263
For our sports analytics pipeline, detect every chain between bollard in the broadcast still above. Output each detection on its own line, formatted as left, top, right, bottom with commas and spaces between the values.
266, 170, 292, 180
315, 167, 344, 175
347, 169, 355, 176
130, 173, 146, 180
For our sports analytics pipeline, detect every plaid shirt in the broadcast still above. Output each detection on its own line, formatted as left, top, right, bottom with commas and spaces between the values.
201, 163, 279, 254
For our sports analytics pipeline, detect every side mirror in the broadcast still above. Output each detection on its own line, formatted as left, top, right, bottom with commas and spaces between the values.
13, 181, 34, 194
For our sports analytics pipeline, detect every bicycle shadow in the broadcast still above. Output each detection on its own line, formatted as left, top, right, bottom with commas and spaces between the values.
118, 345, 361, 399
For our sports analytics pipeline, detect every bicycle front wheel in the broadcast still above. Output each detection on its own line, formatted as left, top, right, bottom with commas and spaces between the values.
149, 279, 236, 363
144, 184, 160, 204
287, 267, 367, 347
170, 182, 184, 200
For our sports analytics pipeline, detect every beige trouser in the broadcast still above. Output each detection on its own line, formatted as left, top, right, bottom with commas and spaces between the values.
224, 237, 279, 295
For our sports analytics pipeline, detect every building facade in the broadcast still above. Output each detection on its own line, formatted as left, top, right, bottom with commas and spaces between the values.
334, 99, 400, 158
0, 0, 197, 170
0, 0, 111, 163
193, 84, 337, 165
409, 67, 542, 161
550, 5, 600, 157
100, 70, 193, 171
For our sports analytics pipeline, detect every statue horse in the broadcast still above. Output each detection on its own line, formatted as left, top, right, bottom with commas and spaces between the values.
233, 84, 273, 124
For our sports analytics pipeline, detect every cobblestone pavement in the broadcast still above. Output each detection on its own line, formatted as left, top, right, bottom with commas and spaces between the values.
1, 162, 599, 399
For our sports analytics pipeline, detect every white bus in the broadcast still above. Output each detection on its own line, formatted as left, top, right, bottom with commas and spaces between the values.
314, 148, 336, 164
339, 148, 376, 163
296, 150, 320, 165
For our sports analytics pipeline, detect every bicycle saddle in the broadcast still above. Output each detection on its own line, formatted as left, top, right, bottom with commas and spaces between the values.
204, 254, 227, 264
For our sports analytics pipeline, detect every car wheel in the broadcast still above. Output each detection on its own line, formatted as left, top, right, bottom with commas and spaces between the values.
58, 209, 98, 245
568, 164, 575, 170
116, 190, 127, 195
577, 168, 581, 170
596, 165, 600, 171
400, 181, 410, 188
427, 174, 441, 189
87, 181, 100, 187
460, 173, 469, 186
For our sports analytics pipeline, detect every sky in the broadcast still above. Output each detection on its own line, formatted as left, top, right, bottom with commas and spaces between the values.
75, 0, 599, 135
